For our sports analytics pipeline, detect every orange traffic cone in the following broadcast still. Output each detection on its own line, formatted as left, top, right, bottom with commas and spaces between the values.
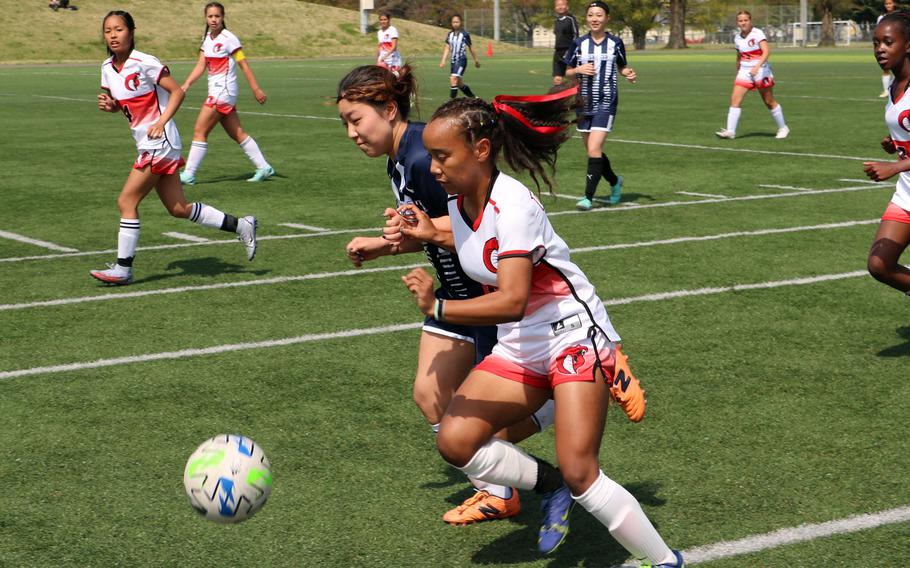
486, 41, 493, 57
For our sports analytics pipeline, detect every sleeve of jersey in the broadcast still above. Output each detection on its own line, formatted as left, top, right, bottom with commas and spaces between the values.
143, 56, 167, 85
563, 40, 578, 66
572, 16, 579, 37
101, 65, 109, 90
495, 199, 547, 264
389, 26, 399, 39
465, 32, 472, 46
228, 35, 243, 56
444, 32, 450, 45
615, 38, 628, 67
754, 29, 767, 43
409, 155, 449, 217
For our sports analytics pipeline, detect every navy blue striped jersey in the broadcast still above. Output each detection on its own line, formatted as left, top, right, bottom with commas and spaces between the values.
445, 30, 472, 63
387, 122, 485, 300
563, 33, 627, 115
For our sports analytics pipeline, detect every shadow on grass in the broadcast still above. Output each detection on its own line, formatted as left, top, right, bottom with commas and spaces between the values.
877, 326, 910, 357
593, 192, 656, 207
460, 480, 668, 567
734, 132, 776, 139
128, 256, 270, 284
192, 172, 286, 185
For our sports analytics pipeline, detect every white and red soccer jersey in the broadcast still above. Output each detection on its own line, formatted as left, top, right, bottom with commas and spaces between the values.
885, 89, 910, 211
202, 29, 242, 102
735, 28, 767, 68
448, 171, 621, 347
377, 25, 402, 68
101, 50, 181, 151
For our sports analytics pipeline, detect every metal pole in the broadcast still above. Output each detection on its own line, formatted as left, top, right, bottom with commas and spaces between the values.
799, 0, 808, 47
494, 0, 500, 42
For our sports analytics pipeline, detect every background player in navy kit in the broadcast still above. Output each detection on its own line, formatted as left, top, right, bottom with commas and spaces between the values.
440, 15, 480, 99
564, 1, 635, 211
552, 0, 579, 86
335, 66, 568, 542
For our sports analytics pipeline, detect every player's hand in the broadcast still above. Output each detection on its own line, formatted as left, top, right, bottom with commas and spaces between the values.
621, 67, 637, 83
882, 136, 897, 154
439, 61, 445, 68
401, 268, 436, 316
397, 204, 437, 243
345, 236, 391, 267
863, 160, 901, 182
475, 60, 481, 68
98, 93, 117, 112
180, 84, 190, 93
147, 122, 165, 139
381, 207, 406, 246
749, 67, 760, 77
576, 63, 596, 76
253, 88, 267, 105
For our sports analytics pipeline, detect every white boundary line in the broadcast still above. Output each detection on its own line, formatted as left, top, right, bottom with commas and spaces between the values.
0, 185, 882, 264
0, 220, 878, 313
278, 222, 330, 232
838, 178, 887, 185
676, 191, 728, 199
758, 184, 815, 192
610, 504, 910, 567
162, 231, 210, 243
0, 268, 869, 379
0, 229, 78, 252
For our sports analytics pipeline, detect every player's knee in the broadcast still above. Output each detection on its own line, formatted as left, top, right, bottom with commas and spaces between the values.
167, 202, 191, 219
435, 426, 479, 468
558, 458, 600, 495
868, 254, 892, 282
412, 385, 444, 425
231, 129, 247, 144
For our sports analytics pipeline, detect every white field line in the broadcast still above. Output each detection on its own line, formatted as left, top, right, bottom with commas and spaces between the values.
676, 191, 728, 199
838, 178, 888, 185
0, 226, 372, 264
0, 268, 870, 379
0, 220, 879, 313
0, 185, 882, 264
32, 94, 881, 162
611, 504, 910, 567
0, 229, 78, 252
278, 223, 329, 232
162, 232, 210, 243
546, 185, 878, 217
758, 184, 815, 192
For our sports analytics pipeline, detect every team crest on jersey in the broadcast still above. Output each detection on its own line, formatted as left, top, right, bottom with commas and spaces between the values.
748, 38, 756, 46
483, 237, 499, 273
556, 345, 589, 375
898, 109, 910, 133
214, 43, 223, 52
124, 72, 140, 91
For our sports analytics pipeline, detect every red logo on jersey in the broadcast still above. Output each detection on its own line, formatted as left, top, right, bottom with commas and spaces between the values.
482, 237, 499, 273
899, 109, 910, 133
123, 73, 140, 91
556, 345, 589, 375
214, 43, 224, 52
748, 38, 756, 47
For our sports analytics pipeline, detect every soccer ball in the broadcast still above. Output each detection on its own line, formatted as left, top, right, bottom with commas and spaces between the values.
183, 434, 273, 523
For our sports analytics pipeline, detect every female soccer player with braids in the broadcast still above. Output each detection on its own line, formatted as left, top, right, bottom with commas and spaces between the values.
178, 2, 274, 185
865, 12, 910, 298
92, 10, 256, 285
398, 89, 686, 567
335, 65, 570, 550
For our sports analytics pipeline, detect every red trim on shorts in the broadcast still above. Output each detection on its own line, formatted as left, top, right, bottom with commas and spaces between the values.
882, 202, 910, 224
134, 153, 185, 175
204, 96, 236, 115
475, 354, 551, 390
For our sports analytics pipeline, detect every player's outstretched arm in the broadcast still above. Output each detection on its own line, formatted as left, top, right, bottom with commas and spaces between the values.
237, 56, 266, 104
863, 158, 910, 181
440, 45, 450, 68
147, 73, 184, 139
181, 52, 207, 92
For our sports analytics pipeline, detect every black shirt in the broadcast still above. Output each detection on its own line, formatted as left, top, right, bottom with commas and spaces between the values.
554, 14, 579, 50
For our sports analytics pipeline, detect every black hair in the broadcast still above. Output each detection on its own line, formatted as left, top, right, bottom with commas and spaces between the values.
879, 11, 910, 39
429, 87, 577, 192
102, 11, 136, 57
203, 2, 227, 38
587, 1, 610, 15
336, 64, 418, 121
379, 12, 391, 19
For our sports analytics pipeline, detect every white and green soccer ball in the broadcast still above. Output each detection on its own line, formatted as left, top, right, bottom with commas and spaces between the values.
183, 434, 273, 523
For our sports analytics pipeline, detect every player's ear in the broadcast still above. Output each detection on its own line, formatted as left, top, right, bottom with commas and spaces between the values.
384, 100, 399, 122
474, 137, 491, 162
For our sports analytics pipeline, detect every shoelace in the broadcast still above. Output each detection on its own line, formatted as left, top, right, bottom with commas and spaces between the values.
456, 490, 489, 512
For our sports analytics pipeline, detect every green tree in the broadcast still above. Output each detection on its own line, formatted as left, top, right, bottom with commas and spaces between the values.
611, 0, 663, 49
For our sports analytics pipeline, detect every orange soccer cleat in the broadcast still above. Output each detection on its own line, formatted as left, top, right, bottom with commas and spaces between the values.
442, 489, 520, 526
608, 346, 646, 423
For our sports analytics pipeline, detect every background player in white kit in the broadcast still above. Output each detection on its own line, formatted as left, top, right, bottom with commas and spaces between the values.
376, 13, 402, 72
715, 10, 789, 140
178, 2, 274, 185
878, 0, 898, 97
398, 92, 685, 566
440, 15, 480, 99
865, 12, 910, 297
92, 10, 256, 285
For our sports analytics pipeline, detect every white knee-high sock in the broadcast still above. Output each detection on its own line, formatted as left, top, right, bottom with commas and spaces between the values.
532, 399, 556, 431
189, 202, 228, 230
458, 439, 539, 491
117, 218, 140, 265
240, 136, 269, 169
184, 141, 208, 175
573, 470, 675, 565
726, 107, 742, 133
770, 104, 787, 129
883, 74, 892, 92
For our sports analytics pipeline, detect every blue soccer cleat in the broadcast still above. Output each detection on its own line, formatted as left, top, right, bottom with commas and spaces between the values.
247, 165, 275, 182
640, 550, 686, 567
576, 197, 593, 211
609, 175, 623, 205
179, 170, 196, 185
538, 484, 574, 554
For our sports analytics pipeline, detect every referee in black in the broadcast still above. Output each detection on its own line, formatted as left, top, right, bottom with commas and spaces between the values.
552, 0, 579, 85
